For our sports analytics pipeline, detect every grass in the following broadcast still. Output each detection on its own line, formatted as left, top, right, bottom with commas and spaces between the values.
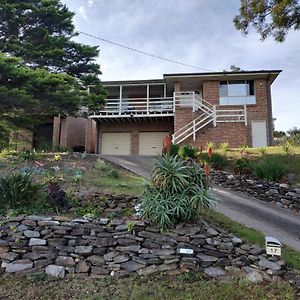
201, 210, 300, 270
0, 272, 296, 300
214, 146, 300, 185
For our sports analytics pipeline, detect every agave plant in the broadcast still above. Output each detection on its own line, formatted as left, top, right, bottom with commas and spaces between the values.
141, 154, 215, 230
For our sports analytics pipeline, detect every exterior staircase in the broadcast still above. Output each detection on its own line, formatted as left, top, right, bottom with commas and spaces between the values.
172, 92, 247, 145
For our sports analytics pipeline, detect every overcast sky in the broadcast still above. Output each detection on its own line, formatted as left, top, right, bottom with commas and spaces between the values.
62, 0, 299, 131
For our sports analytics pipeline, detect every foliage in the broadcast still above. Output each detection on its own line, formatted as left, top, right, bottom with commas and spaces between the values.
18, 150, 41, 161
0, 173, 46, 214
94, 159, 110, 172
281, 140, 294, 156
169, 143, 180, 156
234, 0, 300, 42
258, 147, 267, 156
239, 144, 248, 155
201, 152, 228, 170
141, 155, 214, 229
53, 154, 62, 161
235, 157, 253, 175
219, 142, 229, 154
48, 182, 68, 210
109, 169, 119, 179
206, 141, 214, 150
178, 144, 198, 159
255, 158, 287, 181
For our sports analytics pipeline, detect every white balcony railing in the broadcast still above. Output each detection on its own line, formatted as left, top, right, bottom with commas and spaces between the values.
93, 97, 174, 116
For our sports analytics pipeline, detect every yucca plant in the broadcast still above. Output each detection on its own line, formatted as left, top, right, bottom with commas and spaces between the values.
141, 155, 215, 230
219, 142, 229, 154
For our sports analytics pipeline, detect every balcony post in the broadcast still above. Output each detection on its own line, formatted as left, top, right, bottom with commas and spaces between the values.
193, 119, 196, 141
244, 104, 247, 125
213, 105, 217, 127
146, 84, 149, 114
119, 85, 122, 115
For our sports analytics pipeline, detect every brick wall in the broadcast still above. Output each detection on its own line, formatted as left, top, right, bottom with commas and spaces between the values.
174, 78, 273, 148
98, 119, 173, 155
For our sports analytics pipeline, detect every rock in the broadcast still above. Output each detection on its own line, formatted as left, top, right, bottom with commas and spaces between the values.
75, 246, 93, 255
231, 237, 243, 245
38, 220, 60, 226
246, 270, 264, 283
24, 230, 40, 238
137, 265, 158, 276
98, 218, 110, 225
6, 260, 33, 273
94, 238, 116, 247
116, 245, 140, 253
121, 261, 144, 273
197, 254, 218, 262
227, 175, 234, 180
150, 249, 175, 256
204, 267, 226, 278
55, 256, 75, 267
29, 238, 47, 246
249, 247, 264, 255
0, 246, 10, 254
76, 261, 91, 273
206, 228, 219, 237
258, 257, 281, 271
91, 266, 109, 275
45, 265, 65, 278
34, 258, 53, 269
158, 263, 177, 271
279, 183, 289, 189
86, 255, 105, 266
114, 255, 129, 263
173, 226, 200, 236
0, 252, 19, 261
104, 252, 118, 262
27, 215, 52, 222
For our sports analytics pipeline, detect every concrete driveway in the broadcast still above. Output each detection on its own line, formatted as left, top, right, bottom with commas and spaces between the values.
101, 155, 300, 251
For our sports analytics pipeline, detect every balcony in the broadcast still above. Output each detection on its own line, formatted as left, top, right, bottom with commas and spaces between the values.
90, 96, 174, 121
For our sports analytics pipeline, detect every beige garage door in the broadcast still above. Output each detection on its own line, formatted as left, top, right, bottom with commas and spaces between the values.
101, 132, 131, 155
139, 132, 168, 156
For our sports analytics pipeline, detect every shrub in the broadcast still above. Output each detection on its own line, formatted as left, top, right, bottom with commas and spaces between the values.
169, 143, 179, 156
219, 142, 229, 154
235, 157, 253, 175
48, 182, 68, 209
109, 169, 119, 178
94, 159, 110, 172
281, 140, 294, 156
0, 173, 46, 214
255, 159, 287, 181
18, 150, 41, 161
200, 152, 228, 170
258, 147, 267, 156
178, 144, 198, 159
239, 144, 248, 155
141, 155, 215, 230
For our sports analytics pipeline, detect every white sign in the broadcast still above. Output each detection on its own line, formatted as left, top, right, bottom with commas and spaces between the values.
266, 246, 281, 256
178, 248, 194, 255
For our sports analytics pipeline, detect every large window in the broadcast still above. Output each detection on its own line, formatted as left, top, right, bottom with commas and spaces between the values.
220, 80, 256, 105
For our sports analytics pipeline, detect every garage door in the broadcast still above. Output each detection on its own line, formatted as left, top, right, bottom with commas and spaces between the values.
101, 132, 131, 155
139, 132, 168, 156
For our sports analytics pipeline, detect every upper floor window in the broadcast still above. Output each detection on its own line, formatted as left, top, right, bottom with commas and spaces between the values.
220, 80, 256, 105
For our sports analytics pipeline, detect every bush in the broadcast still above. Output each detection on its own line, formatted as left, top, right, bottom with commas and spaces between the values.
18, 150, 41, 161
219, 142, 229, 154
169, 143, 179, 156
200, 152, 228, 170
258, 147, 267, 156
239, 144, 248, 155
0, 173, 46, 215
109, 169, 119, 179
255, 159, 287, 181
281, 140, 294, 156
235, 157, 253, 175
178, 144, 198, 159
141, 155, 215, 230
94, 159, 110, 172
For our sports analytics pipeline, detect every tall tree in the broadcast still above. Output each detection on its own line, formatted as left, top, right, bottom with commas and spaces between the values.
234, 0, 300, 42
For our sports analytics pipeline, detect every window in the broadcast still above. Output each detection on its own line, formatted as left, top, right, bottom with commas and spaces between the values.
220, 80, 256, 105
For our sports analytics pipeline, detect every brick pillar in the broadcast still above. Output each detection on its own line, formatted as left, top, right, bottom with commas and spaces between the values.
52, 116, 61, 147
131, 130, 139, 155
85, 119, 96, 153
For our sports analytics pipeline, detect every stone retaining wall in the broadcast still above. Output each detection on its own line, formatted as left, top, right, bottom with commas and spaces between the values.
0, 215, 286, 282
212, 171, 300, 213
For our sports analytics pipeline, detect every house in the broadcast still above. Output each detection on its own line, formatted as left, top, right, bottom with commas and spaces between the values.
55, 70, 281, 155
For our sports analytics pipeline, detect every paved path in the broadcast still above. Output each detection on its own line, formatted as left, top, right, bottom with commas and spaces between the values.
101, 155, 300, 251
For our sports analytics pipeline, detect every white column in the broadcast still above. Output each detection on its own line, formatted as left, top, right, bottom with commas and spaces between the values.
193, 120, 196, 141
119, 85, 122, 115
146, 84, 149, 114
213, 105, 217, 127
244, 104, 247, 125
163, 83, 167, 98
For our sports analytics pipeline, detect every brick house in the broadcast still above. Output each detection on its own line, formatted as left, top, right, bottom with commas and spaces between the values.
56, 70, 281, 155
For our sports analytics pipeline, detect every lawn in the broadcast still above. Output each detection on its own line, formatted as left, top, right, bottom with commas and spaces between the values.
0, 272, 296, 300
